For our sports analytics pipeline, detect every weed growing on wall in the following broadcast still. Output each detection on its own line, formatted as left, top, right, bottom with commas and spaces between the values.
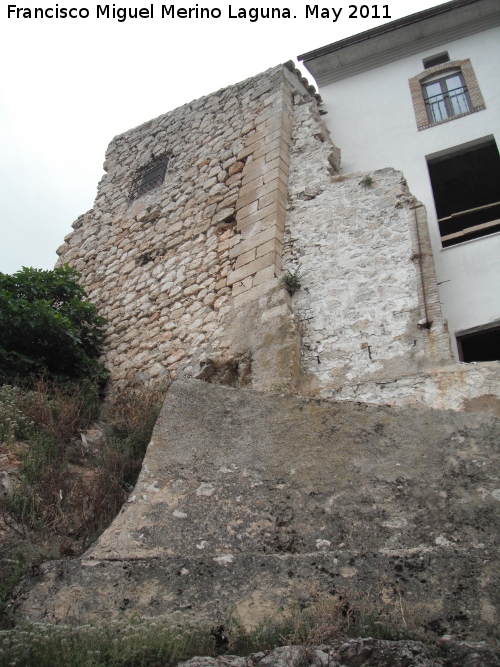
280, 267, 303, 295
359, 174, 374, 188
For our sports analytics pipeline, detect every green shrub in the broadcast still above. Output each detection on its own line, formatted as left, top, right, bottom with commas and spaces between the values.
0, 385, 35, 445
1, 380, 166, 550
0, 617, 216, 667
1, 381, 167, 623
280, 267, 302, 295
0, 265, 107, 384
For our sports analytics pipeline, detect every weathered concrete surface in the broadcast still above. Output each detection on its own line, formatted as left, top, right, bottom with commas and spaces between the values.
10, 380, 500, 644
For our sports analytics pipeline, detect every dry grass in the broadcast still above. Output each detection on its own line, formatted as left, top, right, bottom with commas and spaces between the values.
0, 592, 424, 667
224, 588, 419, 657
0, 379, 168, 616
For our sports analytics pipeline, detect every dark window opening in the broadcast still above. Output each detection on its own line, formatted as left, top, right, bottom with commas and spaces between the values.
133, 157, 170, 199
427, 139, 500, 247
423, 52, 450, 69
457, 327, 500, 363
423, 72, 470, 124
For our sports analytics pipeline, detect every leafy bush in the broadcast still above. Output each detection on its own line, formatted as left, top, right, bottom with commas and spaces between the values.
0, 265, 107, 384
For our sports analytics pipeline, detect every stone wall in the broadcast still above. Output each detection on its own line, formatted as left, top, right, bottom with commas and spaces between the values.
55, 62, 499, 411
282, 93, 453, 396
56, 65, 307, 391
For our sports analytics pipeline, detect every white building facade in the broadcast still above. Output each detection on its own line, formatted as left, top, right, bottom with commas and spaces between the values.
299, 0, 500, 361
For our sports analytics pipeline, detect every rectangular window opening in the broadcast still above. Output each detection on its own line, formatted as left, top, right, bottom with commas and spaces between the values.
423, 52, 450, 69
457, 326, 500, 363
133, 157, 170, 199
427, 139, 500, 247
423, 72, 470, 124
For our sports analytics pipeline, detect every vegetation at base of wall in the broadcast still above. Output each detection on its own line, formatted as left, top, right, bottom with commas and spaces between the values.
0, 265, 108, 385
0, 593, 423, 667
0, 379, 168, 622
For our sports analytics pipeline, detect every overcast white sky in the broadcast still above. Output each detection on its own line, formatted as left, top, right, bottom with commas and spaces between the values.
0, 0, 441, 274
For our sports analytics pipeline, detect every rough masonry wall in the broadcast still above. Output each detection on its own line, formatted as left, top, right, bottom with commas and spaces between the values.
282, 92, 455, 397
55, 62, 499, 410
56, 66, 305, 390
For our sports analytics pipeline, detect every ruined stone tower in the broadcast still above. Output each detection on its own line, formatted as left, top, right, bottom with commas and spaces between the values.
12, 63, 500, 640
55, 62, 500, 411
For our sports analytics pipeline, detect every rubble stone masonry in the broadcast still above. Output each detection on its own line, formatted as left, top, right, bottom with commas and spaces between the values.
57, 65, 303, 391
56, 63, 499, 411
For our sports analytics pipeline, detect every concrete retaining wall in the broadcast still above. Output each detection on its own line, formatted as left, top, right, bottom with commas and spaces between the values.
11, 380, 500, 643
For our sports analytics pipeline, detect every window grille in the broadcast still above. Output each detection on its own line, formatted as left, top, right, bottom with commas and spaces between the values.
408, 59, 485, 132
423, 73, 470, 124
132, 157, 170, 199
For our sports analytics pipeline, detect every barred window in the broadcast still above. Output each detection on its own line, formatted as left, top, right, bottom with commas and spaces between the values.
132, 157, 170, 199
423, 72, 471, 124
409, 59, 485, 132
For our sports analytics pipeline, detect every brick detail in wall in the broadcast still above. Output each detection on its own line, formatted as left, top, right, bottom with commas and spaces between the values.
409, 59, 486, 131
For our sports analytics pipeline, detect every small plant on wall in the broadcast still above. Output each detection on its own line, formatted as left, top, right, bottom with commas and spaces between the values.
280, 267, 303, 295
359, 174, 374, 188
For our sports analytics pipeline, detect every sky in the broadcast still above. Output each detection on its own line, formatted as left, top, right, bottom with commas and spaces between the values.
0, 0, 441, 274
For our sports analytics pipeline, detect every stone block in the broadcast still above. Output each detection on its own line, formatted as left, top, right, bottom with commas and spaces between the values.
241, 156, 266, 178
243, 157, 289, 188
256, 237, 282, 259
234, 247, 256, 270
265, 146, 290, 167
253, 137, 290, 162
233, 277, 276, 307
253, 264, 277, 286
236, 199, 259, 221
261, 211, 285, 233
227, 251, 277, 286
231, 276, 253, 296
229, 226, 278, 259
236, 143, 257, 162
238, 175, 264, 198
244, 130, 266, 147
237, 200, 286, 232
259, 188, 287, 211
265, 126, 291, 146
235, 188, 260, 212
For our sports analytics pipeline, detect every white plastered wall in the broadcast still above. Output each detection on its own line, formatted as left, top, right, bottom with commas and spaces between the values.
317, 27, 500, 359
